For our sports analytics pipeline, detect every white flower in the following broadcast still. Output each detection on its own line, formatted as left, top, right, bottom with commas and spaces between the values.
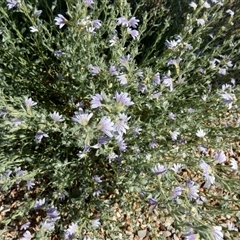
171, 163, 182, 173
24, 98, 37, 107
196, 18, 205, 26
203, 1, 211, 8
212, 226, 223, 240
50, 111, 64, 122
214, 151, 226, 163
230, 158, 238, 172
92, 219, 100, 228
196, 128, 206, 138
189, 1, 198, 10
72, 109, 93, 126
30, 26, 38, 32
151, 163, 167, 175
226, 9, 234, 17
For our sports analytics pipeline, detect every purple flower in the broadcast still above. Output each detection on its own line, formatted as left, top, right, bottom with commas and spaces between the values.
97, 116, 114, 138
128, 17, 139, 28
35, 131, 49, 143
34, 198, 45, 209
54, 14, 67, 29
46, 207, 60, 221
64, 222, 78, 239
184, 234, 199, 240
89, 64, 100, 75
7, 0, 21, 9
21, 230, 32, 240
117, 17, 128, 27
151, 163, 167, 175
214, 150, 226, 163
109, 65, 118, 76
120, 54, 131, 65
127, 28, 139, 39
186, 180, 199, 200
83, 0, 94, 8
24, 98, 37, 108
26, 178, 35, 190
117, 74, 128, 85
50, 111, 64, 122
114, 92, 134, 106
90, 93, 103, 109
20, 221, 31, 231
200, 161, 215, 188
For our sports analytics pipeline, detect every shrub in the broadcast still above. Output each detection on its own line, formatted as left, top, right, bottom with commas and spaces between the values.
0, 0, 239, 239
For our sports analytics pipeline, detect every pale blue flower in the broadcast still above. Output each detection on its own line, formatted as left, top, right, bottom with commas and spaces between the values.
128, 17, 139, 28
42, 219, 55, 231
35, 131, 49, 142
21, 230, 32, 240
89, 64, 100, 75
92, 20, 102, 29
114, 113, 130, 134
64, 222, 78, 239
162, 74, 173, 91
46, 207, 60, 221
11, 118, 24, 126
165, 39, 180, 49
93, 175, 102, 183
114, 92, 134, 106
171, 186, 183, 199
153, 72, 160, 86
91, 93, 103, 109
34, 198, 45, 209
7, 0, 20, 9
214, 150, 226, 163
26, 178, 35, 190
151, 163, 167, 175
117, 17, 128, 26
54, 50, 66, 56
20, 221, 31, 231
109, 65, 118, 76
97, 116, 114, 138
127, 28, 139, 39
50, 111, 64, 122
54, 14, 67, 29
92, 219, 100, 228
72, 109, 93, 126
24, 98, 37, 107
186, 180, 199, 200
34, 10, 42, 16
117, 74, 128, 85
83, 0, 94, 8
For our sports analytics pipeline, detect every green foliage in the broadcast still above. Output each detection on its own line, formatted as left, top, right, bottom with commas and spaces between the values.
0, 0, 239, 239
